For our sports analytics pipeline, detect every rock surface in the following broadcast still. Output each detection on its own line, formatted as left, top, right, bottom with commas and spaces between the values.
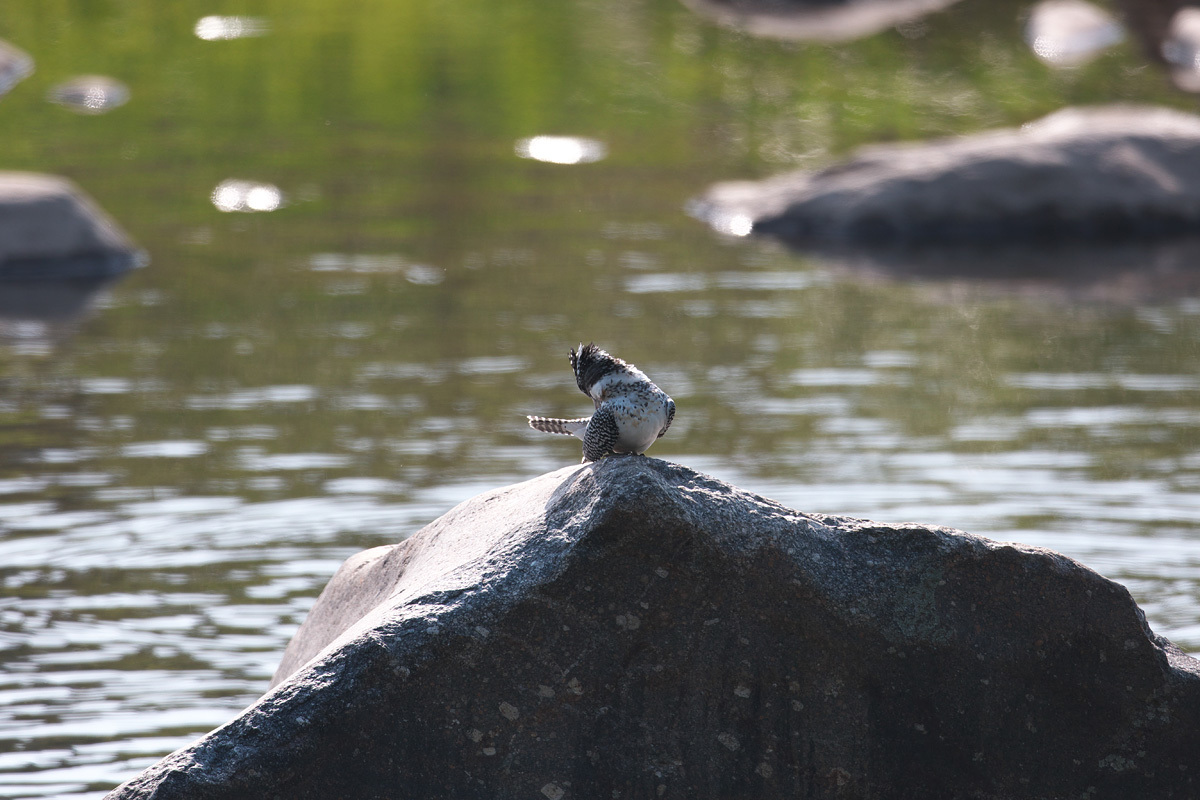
695, 105, 1200, 245
0, 172, 142, 280
108, 457, 1200, 800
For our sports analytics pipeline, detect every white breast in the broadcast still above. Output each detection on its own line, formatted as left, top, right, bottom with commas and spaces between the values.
611, 411, 664, 453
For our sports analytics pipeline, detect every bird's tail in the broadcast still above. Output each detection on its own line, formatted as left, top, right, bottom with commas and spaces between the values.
528, 415, 590, 439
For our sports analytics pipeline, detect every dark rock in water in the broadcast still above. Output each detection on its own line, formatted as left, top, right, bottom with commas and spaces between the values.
694, 105, 1200, 245
0, 172, 142, 281
1117, 0, 1200, 94
679, 0, 961, 42
0, 39, 33, 98
46, 75, 130, 114
1162, 7, 1200, 92
1024, 0, 1124, 67
107, 458, 1200, 800
1118, 0, 1188, 66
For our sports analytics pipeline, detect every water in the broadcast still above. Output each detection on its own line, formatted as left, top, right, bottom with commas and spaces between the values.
2, 0, 1200, 796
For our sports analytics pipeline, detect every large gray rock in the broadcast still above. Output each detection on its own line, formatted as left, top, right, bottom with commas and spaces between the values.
0, 172, 142, 280
694, 105, 1200, 245
108, 458, 1200, 800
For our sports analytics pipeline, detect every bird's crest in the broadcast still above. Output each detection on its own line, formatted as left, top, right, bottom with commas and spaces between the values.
569, 342, 625, 396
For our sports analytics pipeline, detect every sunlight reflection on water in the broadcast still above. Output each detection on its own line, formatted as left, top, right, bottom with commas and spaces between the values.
210, 180, 282, 213
193, 16, 270, 41
0, 481, 461, 796
46, 76, 129, 114
4, 340, 1200, 797
514, 135, 607, 165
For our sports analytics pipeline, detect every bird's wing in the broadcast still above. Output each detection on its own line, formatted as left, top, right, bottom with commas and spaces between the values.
657, 398, 675, 438
582, 404, 619, 462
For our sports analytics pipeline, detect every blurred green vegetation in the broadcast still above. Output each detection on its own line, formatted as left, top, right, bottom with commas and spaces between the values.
0, 0, 1198, 501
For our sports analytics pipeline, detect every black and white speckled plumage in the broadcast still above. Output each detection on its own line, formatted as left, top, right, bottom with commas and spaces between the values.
569, 343, 622, 399
527, 343, 675, 462
527, 415, 591, 437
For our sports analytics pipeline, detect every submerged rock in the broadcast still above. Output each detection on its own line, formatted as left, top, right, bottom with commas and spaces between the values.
0, 172, 142, 281
0, 39, 33, 98
107, 458, 1200, 799
679, 0, 961, 42
695, 105, 1200, 246
1163, 7, 1200, 91
47, 75, 129, 114
1024, 0, 1124, 66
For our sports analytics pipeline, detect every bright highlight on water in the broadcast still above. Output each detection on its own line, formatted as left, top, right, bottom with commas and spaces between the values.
211, 180, 283, 212
194, 16, 270, 41
47, 76, 129, 114
514, 136, 607, 165
718, 214, 754, 237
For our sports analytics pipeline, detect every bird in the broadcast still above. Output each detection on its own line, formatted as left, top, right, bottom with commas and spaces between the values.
527, 342, 675, 463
